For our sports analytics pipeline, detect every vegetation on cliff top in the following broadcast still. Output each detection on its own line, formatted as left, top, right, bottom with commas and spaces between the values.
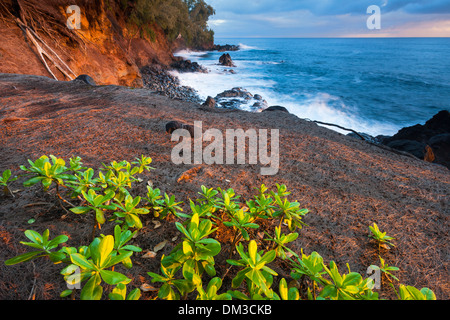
120, 0, 215, 49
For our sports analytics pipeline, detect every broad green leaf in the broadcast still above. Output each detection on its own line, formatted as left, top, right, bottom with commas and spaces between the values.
80, 274, 103, 300
104, 251, 133, 269
100, 269, 130, 285
420, 288, 436, 300
288, 287, 300, 300
70, 253, 96, 270
49, 251, 67, 263
98, 235, 114, 268
41, 178, 53, 190
258, 250, 276, 267
60, 290, 73, 298
248, 240, 257, 266
24, 230, 43, 244
23, 176, 44, 187
232, 267, 250, 289
70, 207, 92, 214
279, 278, 288, 300
4, 251, 42, 265
127, 288, 141, 300
183, 241, 194, 256
95, 209, 106, 225
47, 235, 69, 249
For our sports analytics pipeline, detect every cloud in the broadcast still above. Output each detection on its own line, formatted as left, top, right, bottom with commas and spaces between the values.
206, 0, 450, 37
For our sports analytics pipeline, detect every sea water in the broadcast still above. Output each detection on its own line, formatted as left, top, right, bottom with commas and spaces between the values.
172, 38, 450, 137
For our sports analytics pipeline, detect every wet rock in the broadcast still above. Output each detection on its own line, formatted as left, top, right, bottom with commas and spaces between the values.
141, 65, 202, 104
171, 57, 208, 73
252, 100, 269, 111
219, 53, 236, 67
386, 140, 427, 159
213, 88, 269, 112
212, 44, 240, 52
215, 87, 252, 100
382, 110, 450, 168
254, 94, 263, 101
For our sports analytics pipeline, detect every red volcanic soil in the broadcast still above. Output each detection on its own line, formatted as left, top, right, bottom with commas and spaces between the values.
0, 73, 448, 300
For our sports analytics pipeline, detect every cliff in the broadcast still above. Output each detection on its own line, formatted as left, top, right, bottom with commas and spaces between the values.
0, 0, 177, 87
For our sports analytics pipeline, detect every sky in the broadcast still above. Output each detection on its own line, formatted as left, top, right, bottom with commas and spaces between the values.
206, 0, 450, 38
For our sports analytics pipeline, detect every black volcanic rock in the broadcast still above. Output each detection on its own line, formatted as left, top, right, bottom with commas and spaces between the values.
171, 58, 207, 73
262, 106, 290, 113
383, 110, 450, 168
219, 53, 236, 67
202, 96, 217, 108
212, 44, 240, 52
73, 74, 96, 86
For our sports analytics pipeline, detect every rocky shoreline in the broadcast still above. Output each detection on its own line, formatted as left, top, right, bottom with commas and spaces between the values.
140, 64, 203, 104
141, 49, 449, 170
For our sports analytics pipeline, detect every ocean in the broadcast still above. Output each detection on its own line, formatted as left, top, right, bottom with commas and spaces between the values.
172, 38, 450, 137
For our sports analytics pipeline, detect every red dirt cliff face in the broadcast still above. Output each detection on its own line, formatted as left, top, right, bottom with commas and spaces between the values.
0, 0, 175, 87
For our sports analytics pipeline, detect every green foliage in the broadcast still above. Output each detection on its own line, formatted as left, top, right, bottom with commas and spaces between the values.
120, 0, 215, 48
0, 169, 18, 196
4, 154, 439, 301
396, 285, 436, 300
264, 226, 298, 259
113, 195, 150, 229
69, 168, 99, 195
70, 189, 116, 226
111, 225, 142, 268
109, 283, 141, 300
320, 261, 376, 300
223, 208, 259, 242
147, 257, 194, 300
4, 229, 68, 265
65, 235, 133, 300
227, 240, 278, 299
20, 155, 78, 191
369, 256, 399, 282
369, 223, 396, 249
272, 193, 308, 232
196, 277, 232, 300
278, 278, 300, 300
160, 193, 184, 219
174, 213, 221, 281
144, 185, 164, 211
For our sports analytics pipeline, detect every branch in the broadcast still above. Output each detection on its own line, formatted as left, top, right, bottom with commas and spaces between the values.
311, 120, 367, 141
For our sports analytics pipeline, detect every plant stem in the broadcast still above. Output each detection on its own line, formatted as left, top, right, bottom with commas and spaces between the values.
4, 185, 15, 198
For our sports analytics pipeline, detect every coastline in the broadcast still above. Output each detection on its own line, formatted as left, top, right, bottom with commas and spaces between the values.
155, 45, 450, 170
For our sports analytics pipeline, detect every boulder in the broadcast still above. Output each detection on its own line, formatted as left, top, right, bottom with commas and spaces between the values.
214, 88, 268, 110
262, 106, 290, 114
215, 87, 253, 100
202, 96, 217, 108
165, 121, 194, 137
212, 44, 240, 52
386, 140, 427, 159
254, 94, 263, 101
73, 74, 96, 86
171, 58, 207, 73
382, 110, 450, 168
219, 53, 236, 67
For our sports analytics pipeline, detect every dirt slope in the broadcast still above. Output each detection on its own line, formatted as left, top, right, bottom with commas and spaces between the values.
0, 73, 448, 300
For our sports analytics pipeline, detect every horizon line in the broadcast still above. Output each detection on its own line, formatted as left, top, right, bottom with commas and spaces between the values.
214, 36, 450, 39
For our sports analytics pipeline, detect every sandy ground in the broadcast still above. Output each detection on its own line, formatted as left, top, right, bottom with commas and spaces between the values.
0, 73, 448, 300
